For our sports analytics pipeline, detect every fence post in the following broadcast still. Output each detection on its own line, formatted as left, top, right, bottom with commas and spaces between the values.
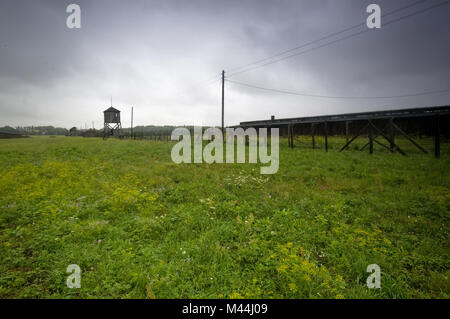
435, 115, 440, 158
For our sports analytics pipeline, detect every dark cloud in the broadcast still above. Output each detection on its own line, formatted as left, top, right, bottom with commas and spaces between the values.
0, 0, 449, 127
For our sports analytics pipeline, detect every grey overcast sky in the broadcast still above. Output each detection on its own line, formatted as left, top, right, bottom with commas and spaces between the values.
0, 0, 449, 128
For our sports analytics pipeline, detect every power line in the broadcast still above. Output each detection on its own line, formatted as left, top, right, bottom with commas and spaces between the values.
227, 79, 450, 100
228, 0, 449, 77
227, 0, 426, 74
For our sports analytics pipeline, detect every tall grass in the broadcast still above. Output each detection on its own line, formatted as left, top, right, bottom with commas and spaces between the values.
0, 136, 448, 298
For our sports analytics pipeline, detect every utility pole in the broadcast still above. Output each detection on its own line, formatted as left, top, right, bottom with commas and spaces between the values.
131, 106, 134, 139
221, 70, 225, 134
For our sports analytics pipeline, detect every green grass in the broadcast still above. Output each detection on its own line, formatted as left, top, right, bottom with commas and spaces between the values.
0, 135, 448, 298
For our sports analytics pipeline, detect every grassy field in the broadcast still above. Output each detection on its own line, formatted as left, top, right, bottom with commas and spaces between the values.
0, 136, 448, 298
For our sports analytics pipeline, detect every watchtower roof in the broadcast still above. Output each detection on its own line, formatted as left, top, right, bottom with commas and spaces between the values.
104, 107, 120, 113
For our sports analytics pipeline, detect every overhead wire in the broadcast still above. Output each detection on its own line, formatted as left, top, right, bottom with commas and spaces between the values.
227, 0, 426, 74
227, 0, 449, 77
227, 79, 450, 99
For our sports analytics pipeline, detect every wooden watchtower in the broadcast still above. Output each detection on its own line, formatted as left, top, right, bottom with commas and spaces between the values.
103, 106, 122, 138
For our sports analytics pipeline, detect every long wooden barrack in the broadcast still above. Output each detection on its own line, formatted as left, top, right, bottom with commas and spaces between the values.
232, 105, 450, 158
